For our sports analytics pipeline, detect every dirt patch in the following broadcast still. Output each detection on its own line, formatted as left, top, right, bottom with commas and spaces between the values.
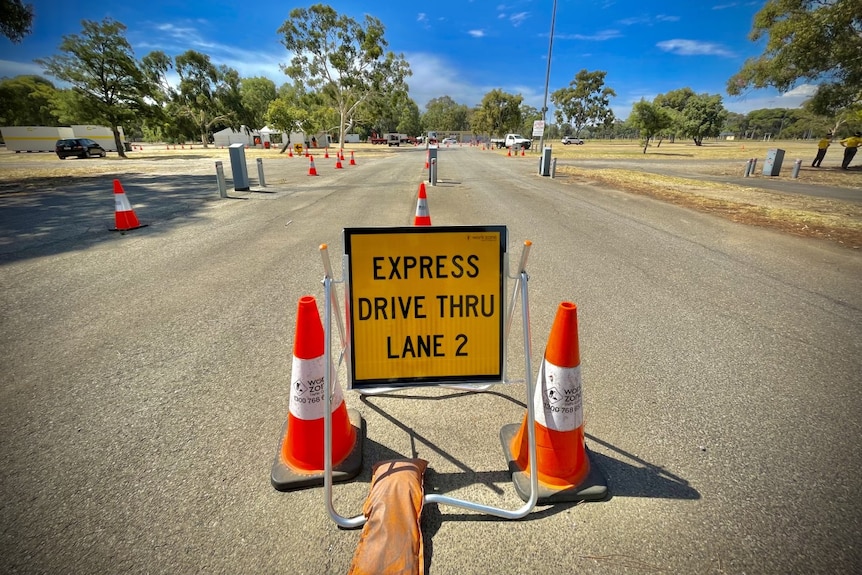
559, 166, 862, 249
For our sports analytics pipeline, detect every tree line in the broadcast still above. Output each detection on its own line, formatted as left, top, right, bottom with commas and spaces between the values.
1, 1, 859, 156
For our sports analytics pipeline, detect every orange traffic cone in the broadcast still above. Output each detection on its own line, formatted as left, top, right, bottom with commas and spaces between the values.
501, 302, 607, 504
507, 147, 511, 157
413, 182, 431, 226
308, 155, 318, 176
425, 150, 430, 169
288, 147, 293, 158
335, 156, 343, 169
110, 179, 146, 232
521, 148, 525, 156
349, 151, 356, 165
271, 296, 364, 491
324, 148, 329, 159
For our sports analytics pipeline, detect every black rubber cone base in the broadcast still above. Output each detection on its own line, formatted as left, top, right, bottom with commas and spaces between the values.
110, 224, 148, 232
270, 408, 365, 492
500, 422, 608, 505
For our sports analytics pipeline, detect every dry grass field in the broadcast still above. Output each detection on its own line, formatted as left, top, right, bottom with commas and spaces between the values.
1, 138, 860, 248
548, 139, 862, 249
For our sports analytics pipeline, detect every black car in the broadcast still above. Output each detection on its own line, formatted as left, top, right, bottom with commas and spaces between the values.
55, 138, 107, 159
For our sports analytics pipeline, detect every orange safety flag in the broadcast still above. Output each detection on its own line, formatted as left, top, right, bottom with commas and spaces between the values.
348, 459, 428, 575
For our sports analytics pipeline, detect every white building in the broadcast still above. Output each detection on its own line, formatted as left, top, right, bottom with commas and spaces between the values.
0, 125, 127, 152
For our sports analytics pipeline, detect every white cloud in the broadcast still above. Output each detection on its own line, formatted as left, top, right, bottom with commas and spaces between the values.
405, 51, 543, 110
618, 16, 645, 26
510, 12, 529, 27
135, 20, 286, 84
468, 30, 485, 38
406, 52, 482, 108
618, 14, 679, 26
724, 84, 817, 113
558, 30, 623, 41
782, 84, 818, 98
0, 59, 46, 79
656, 39, 734, 57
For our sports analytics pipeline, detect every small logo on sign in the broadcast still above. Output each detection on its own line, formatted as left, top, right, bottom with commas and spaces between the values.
293, 380, 306, 394
546, 388, 563, 404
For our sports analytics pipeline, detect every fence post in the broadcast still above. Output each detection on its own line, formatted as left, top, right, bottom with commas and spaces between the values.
215, 161, 227, 198
256, 157, 266, 187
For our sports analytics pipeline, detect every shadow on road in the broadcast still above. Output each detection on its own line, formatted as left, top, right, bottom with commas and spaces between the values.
0, 173, 227, 264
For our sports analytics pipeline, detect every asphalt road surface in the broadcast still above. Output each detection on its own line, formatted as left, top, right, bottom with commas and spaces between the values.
1, 147, 860, 574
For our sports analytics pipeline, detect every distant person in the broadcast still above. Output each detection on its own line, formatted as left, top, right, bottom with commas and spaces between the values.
839, 131, 862, 169
811, 133, 832, 167
311, 136, 317, 148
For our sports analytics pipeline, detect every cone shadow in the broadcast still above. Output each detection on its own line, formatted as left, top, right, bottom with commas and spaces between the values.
583, 433, 701, 500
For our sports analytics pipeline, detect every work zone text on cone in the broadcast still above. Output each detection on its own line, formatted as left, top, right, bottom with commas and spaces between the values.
500, 302, 607, 504
271, 296, 364, 491
110, 179, 146, 232
413, 182, 431, 226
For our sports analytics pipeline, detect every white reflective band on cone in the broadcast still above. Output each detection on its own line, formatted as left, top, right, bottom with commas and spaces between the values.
534, 361, 584, 431
288, 355, 344, 420
115, 194, 132, 212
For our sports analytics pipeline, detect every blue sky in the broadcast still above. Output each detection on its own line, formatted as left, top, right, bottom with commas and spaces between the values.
0, 0, 815, 120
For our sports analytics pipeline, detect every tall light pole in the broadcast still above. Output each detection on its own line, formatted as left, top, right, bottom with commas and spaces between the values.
538, 0, 558, 153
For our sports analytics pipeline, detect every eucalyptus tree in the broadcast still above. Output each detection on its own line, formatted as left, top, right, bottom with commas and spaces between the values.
629, 99, 673, 153
0, 75, 59, 125
655, 88, 727, 145
36, 18, 148, 157
173, 50, 240, 147
551, 69, 616, 137
471, 89, 523, 136
240, 77, 277, 131
421, 96, 470, 132
1, 0, 34, 43
278, 4, 411, 149
727, 0, 861, 125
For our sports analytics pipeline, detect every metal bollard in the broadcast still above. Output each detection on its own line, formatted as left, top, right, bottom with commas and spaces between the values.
552, 157, 557, 179
750, 158, 757, 175
215, 161, 227, 198
256, 157, 266, 187
792, 158, 801, 179
430, 158, 437, 186
744, 158, 753, 177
